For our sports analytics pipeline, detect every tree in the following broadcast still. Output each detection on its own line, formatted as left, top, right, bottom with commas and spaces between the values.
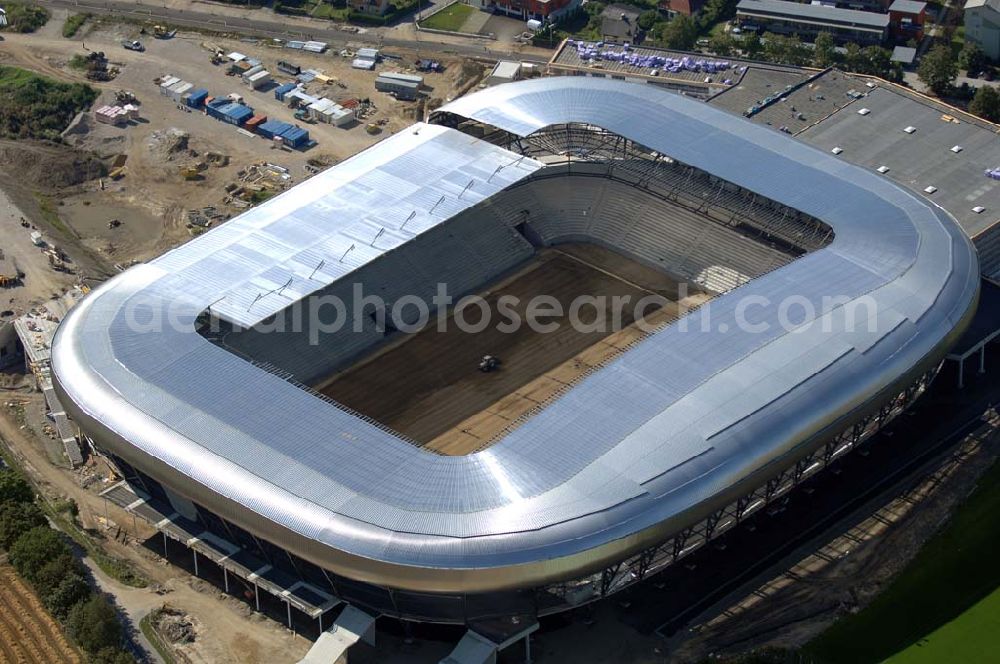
742, 31, 763, 59
969, 85, 1000, 122
637, 9, 659, 31
844, 42, 865, 73
33, 552, 85, 597
0, 500, 46, 550
709, 31, 736, 57
959, 43, 989, 75
861, 46, 893, 77
0, 468, 34, 505
660, 15, 698, 50
43, 573, 92, 620
762, 33, 810, 66
8, 526, 71, 584
813, 32, 837, 68
67, 596, 123, 654
918, 44, 958, 96
90, 647, 136, 664
698, 0, 738, 31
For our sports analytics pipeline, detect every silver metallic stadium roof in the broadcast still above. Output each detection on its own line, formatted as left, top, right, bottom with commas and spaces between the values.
52, 78, 979, 594
192, 126, 542, 328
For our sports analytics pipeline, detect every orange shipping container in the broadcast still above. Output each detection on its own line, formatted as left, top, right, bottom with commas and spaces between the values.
245, 114, 268, 130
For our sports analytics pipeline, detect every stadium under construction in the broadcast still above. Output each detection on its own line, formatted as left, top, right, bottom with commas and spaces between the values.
51, 78, 981, 661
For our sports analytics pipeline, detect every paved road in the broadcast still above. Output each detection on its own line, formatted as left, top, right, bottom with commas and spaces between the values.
34, 0, 550, 64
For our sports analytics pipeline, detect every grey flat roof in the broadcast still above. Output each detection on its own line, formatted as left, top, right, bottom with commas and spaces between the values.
551, 40, 805, 93
737, 0, 891, 28
889, 0, 927, 13
795, 84, 1000, 237
53, 78, 978, 594
892, 46, 918, 63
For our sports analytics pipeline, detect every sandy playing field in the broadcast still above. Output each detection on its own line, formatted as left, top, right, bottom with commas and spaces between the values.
320, 243, 712, 454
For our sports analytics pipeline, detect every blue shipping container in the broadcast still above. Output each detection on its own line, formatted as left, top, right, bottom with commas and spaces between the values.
258, 120, 292, 139
186, 88, 209, 108
274, 82, 297, 101
279, 126, 309, 148
221, 103, 254, 126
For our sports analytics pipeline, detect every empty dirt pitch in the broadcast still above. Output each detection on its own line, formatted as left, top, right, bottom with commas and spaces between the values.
318, 244, 712, 455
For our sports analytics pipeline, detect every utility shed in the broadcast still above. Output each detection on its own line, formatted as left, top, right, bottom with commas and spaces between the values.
246, 69, 272, 90
375, 72, 423, 100
485, 61, 522, 87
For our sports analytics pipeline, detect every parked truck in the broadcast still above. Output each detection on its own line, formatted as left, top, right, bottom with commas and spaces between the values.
121, 39, 144, 52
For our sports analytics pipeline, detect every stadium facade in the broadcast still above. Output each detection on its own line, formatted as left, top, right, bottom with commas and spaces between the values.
52, 79, 979, 629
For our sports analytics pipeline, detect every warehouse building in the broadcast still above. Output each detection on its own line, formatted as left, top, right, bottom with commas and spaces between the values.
736, 0, 890, 44
375, 72, 423, 100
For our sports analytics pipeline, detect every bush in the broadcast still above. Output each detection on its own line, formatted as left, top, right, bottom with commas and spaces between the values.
0, 500, 47, 550
0, 66, 98, 141
62, 13, 90, 38
44, 573, 92, 621
959, 43, 989, 75
9, 526, 72, 584
90, 647, 136, 664
969, 84, 1000, 122
67, 596, 123, 654
0, 468, 34, 505
0, 1, 50, 33
33, 552, 85, 597
918, 44, 958, 96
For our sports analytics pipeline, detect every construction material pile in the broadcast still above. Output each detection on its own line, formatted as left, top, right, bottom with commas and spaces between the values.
568, 40, 732, 74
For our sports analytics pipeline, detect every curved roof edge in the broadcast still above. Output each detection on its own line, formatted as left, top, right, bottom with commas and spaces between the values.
52, 78, 979, 594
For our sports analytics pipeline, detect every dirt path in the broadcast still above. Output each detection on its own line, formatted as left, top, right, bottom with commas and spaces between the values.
0, 411, 310, 664
0, 566, 82, 664
0, 186, 77, 313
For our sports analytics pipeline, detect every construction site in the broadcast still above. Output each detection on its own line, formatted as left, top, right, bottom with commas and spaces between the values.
319, 244, 711, 455
0, 4, 998, 664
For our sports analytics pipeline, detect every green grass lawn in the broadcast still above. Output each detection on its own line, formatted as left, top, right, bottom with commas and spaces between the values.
950, 25, 966, 60
804, 458, 1000, 664
886, 587, 1000, 663
418, 2, 475, 32
311, 1, 349, 19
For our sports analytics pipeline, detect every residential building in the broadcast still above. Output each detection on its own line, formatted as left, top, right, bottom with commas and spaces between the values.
349, 0, 392, 15
965, 0, 1000, 60
658, 0, 707, 17
601, 3, 642, 42
476, 0, 580, 20
736, 0, 889, 44
888, 0, 927, 41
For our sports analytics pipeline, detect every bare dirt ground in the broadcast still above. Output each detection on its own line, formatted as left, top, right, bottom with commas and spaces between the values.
0, 10, 480, 266
0, 565, 82, 664
0, 186, 78, 317
320, 244, 711, 454
0, 408, 311, 664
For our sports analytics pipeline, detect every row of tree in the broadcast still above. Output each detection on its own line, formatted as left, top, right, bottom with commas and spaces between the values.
917, 44, 1000, 122
0, 468, 133, 664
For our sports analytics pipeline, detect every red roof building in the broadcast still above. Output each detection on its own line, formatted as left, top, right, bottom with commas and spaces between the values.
474, 0, 579, 20
888, 0, 928, 40
659, 0, 707, 17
